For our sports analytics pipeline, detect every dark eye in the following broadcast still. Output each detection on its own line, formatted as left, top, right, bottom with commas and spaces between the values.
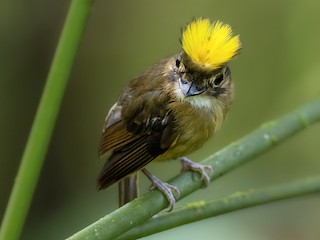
214, 74, 224, 86
175, 58, 181, 68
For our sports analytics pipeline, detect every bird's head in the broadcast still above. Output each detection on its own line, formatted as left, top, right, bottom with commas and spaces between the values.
172, 18, 241, 103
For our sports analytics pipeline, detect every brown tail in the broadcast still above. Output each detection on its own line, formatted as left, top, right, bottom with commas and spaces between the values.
118, 174, 139, 207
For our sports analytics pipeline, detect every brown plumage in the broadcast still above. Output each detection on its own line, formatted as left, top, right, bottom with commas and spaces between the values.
97, 54, 234, 192
97, 18, 241, 210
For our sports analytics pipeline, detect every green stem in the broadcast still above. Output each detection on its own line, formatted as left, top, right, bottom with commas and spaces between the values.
117, 176, 320, 240
0, 1, 93, 240
67, 98, 320, 240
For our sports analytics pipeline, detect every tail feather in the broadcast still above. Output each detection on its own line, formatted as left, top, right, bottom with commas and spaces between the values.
118, 174, 139, 206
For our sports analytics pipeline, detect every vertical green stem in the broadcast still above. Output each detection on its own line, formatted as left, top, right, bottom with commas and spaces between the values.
0, 1, 93, 239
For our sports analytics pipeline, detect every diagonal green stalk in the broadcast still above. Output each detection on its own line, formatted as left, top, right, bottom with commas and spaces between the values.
67, 97, 320, 240
117, 176, 320, 240
0, 1, 93, 239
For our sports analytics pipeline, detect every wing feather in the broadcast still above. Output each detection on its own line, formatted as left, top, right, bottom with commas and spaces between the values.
97, 137, 155, 189
98, 122, 140, 157
97, 87, 178, 190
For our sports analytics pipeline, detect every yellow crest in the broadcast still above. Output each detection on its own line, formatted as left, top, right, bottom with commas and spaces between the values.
182, 18, 241, 71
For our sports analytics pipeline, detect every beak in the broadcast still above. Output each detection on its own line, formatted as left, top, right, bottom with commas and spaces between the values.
179, 78, 206, 97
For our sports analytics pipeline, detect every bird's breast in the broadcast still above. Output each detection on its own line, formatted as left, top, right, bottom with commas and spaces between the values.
156, 94, 224, 161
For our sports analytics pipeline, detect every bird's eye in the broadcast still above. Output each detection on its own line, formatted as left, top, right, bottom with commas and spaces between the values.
214, 74, 224, 86
175, 58, 181, 68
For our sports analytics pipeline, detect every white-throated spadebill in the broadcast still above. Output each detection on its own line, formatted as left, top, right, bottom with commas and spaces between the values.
97, 18, 241, 211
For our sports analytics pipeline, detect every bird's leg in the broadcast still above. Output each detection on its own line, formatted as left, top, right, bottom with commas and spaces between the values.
142, 168, 180, 211
180, 157, 213, 187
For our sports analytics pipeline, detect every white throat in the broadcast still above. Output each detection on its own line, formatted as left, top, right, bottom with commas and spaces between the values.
174, 83, 213, 110
184, 95, 213, 110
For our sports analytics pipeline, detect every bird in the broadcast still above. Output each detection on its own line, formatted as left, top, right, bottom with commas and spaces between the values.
97, 18, 241, 211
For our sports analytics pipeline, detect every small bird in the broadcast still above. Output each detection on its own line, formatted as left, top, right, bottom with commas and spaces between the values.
97, 18, 241, 210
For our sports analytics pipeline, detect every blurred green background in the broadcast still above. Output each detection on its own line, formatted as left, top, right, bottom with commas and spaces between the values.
1, 0, 320, 239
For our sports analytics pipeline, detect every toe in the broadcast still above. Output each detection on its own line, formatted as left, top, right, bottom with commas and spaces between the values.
180, 157, 213, 187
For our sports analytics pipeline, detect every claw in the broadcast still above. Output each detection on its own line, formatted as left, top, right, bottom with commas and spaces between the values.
142, 168, 180, 211
180, 157, 213, 187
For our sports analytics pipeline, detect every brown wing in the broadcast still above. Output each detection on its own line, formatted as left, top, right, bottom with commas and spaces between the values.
98, 121, 140, 157
97, 134, 155, 189
97, 94, 178, 190
97, 120, 175, 189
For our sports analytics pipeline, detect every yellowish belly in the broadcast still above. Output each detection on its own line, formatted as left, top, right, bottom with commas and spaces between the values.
156, 100, 219, 161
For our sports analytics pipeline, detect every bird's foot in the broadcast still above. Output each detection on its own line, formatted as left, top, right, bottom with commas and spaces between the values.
180, 157, 213, 187
142, 168, 180, 211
